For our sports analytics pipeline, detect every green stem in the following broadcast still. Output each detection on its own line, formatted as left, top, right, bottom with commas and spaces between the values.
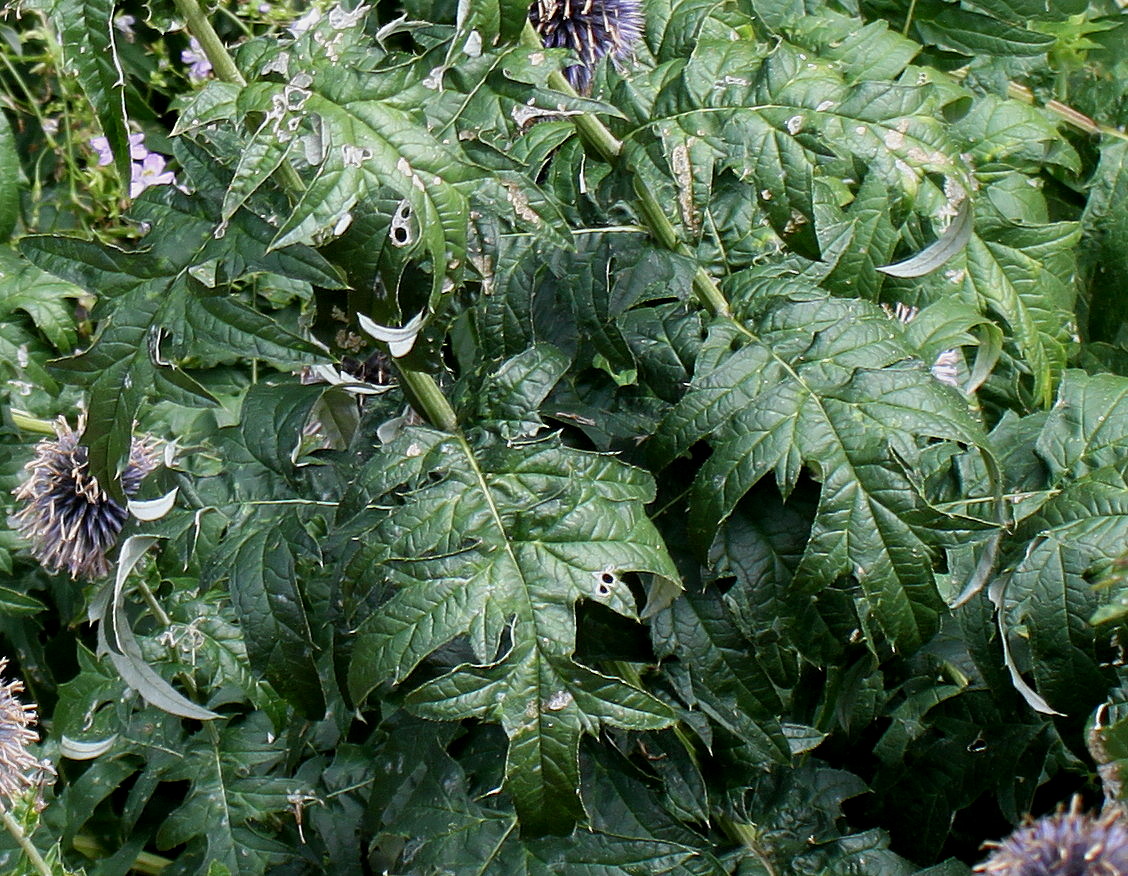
135, 579, 172, 628
169, 0, 245, 86
0, 807, 52, 876
72, 834, 171, 874
170, 0, 456, 430
521, 22, 732, 319
172, 0, 306, 193
397, 367, 460, 433
901, 0, 918, 37
949, 68, 1128, 143
9, 410, 58, 436
716, 815, 778, 876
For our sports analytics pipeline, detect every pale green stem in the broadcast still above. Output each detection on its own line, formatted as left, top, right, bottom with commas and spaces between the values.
9, 410, 58, 436
397, 367, 460, 433
135, 579, 172, 629
72, 834, 171, 874
949, 68, 1128, 143
170, 0, 458, 431
901, 0, 918, 36
521, 22, 732, 319
169, 0, 246, 85
716, 815, 778, 876
0, 807, 52, 876
171, 0, 308, 193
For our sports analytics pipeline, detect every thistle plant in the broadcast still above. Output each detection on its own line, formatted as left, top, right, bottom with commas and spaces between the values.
7, 0, 1128, 871
12, 420, 158, 580
976, 799, 1128, 875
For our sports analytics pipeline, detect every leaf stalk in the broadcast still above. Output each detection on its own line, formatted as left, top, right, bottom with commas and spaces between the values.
521, 23, 732, 319
0, 807, 52, 876
8, 410, 58, 436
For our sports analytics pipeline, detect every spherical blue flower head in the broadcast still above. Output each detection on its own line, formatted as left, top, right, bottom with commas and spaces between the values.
12, 420, 158, 580
530, 0, 642, 93
976, 800, 1128, 876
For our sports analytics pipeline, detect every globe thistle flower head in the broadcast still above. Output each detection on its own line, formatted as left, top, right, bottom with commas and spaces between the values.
0, 659, 39, 804
12, 420, 158, 580
530, 0, 642, 93
976, 798, 1128, 875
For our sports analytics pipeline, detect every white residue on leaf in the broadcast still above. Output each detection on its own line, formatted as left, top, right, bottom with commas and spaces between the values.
328, 3, 368, 29
670, 141, 697, 234
262, 54, 289, 77
342, 145, 371, 167
332, 212, 353, 236
289, 8, 321, 36
543, 690, 573, 712
505, 183, 540, 225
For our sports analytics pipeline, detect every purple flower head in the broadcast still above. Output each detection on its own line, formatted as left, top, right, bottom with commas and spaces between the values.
130, 152, 176, 197
89, 132, 148, 167
181, 37, 212, 82
530, 0, 642, 94
12, 419, 158, 580
113, 13, 136, 39
976, 799, 1128, 875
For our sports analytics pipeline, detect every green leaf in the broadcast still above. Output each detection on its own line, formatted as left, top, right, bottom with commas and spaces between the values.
0, 111, 19, 241
205, 512, 325, 717
1004, 463, 1128, 715
0, 247, 83, 352
915, 8, 1056, 57
651, 588, 792, 762
935, 203, 1080, 408
347, 427, 679, 834
234, 59, 475, 309
98, 536, 221, 722
953, 94, 1080, 174
19, 186, 333, 498
1082, 140, 1128, 342
239, 381, 331, 475
790, 12, 920, 82
156, 712, 295, 872
643, 40, 969, 258
458, 343, 570, 439
0, 586, 47, 616
878, 199, 973, 278
1036, 370, 1128, 482
649, 290, 991, 651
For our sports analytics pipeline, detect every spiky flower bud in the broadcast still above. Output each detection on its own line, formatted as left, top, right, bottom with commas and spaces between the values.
530, 0, 642, 93
12, 420, 158, 580
976, 798, 1128, 875
0, 660, 40, 804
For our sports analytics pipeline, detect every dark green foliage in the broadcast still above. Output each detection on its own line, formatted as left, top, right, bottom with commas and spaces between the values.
3, 0, 1128, 872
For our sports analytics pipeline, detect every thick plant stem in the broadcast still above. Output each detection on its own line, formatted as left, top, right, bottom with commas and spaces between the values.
9, 410, 57, 436
397, 367, 460, 433
172, 0, 308, 195
0, 808, 52, 876
169, 0, 245, 85
522, 22, 732, 319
